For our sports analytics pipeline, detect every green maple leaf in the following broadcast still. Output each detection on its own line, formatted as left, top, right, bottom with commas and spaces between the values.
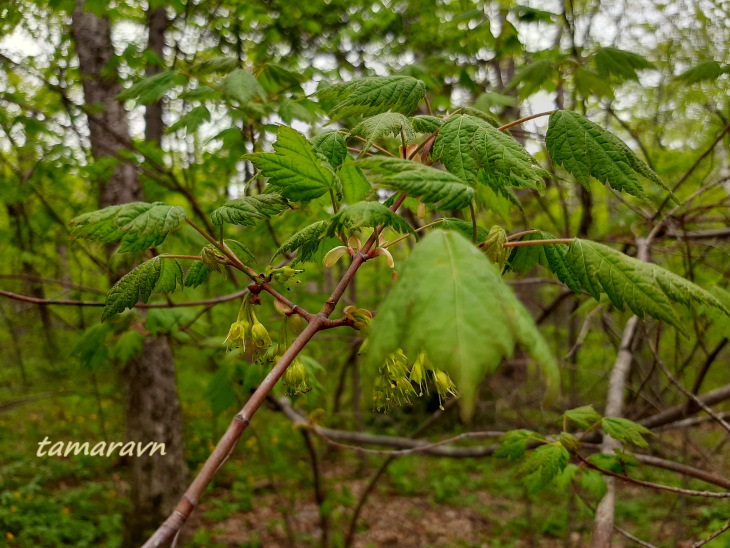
221, 68, 265, 105
434, 114, 547, 189
312, 131, 348, 168
69, 202, 186, 253
320, 75, 427, 121
601, 417, 652, 448
274, 220, 331, 264
184, 261, 211, 289
246, 127, 339, 202
592, 47, 654, 82
103, 257, 183, 321
546, 110, 672, 202
327, 201, 413, 237
563, 405, 603, 429
565, 239, 730, 331
350, 112, 416, 152
357, 157, 474, 210
365, 230, 559, 421
210, 193, 289, 227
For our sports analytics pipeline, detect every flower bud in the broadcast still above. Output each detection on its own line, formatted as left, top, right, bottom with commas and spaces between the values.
283, 359, 311, 395
433, 369, 458, 410
251, 321, 272, 352
224, 320, 249, 353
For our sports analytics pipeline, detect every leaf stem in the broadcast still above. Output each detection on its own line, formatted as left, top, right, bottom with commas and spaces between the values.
409, 126, 441, 160
469, 201, 478, 243
185, 218, 257, 280
329, 188, 339, 214
507, 229, 540, 241
351, 135, 397, 158
502, 238, 575, 248
383, 219, 445, 248
497, 110, 556, 132
159, 254, 203, 261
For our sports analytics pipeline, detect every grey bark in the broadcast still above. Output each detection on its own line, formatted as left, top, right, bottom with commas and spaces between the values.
70, 2, 186, 544
592, 239, 649, 547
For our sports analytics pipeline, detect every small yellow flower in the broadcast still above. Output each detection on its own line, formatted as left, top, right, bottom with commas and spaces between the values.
10, 506, 16, 513
433, 369, 458, 410
6, 532, 14, 540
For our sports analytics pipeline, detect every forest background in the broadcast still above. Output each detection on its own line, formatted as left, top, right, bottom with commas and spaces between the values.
0, 0, 729, 546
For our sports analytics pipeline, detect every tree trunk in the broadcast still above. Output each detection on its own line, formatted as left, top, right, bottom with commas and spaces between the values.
70, 2, 186, 544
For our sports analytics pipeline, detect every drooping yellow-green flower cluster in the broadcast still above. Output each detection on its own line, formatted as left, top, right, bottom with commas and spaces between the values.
224, 294, 272, 362
283, 358, 312, 396
373, 350, 458, 412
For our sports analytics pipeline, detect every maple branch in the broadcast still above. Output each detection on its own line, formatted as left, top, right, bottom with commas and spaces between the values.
143, 194, 410, 546
502, 238, 575, 248
497, 110, 556, 132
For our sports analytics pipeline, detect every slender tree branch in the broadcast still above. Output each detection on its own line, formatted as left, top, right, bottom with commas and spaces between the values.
649, 342, 730, 436
497, 110, 556, 132
693, 521, 730, 547
577, 454, 730, 499
502, 238, 575, 248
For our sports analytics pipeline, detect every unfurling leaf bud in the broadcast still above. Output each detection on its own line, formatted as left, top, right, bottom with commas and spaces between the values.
343, 305, 373, 334
370, 247, 395, 268
480, 226, 508, 271
323, 246, 349, 268
202, 245, 228, 275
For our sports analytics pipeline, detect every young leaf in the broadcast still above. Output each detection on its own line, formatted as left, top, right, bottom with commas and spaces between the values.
601, 417, 652, 448
365, 230, 559, 421
592, 47, 654, 81
432, 114, 484, 182
167, 105, 211, 134
565, 239, 730, 331
110, 330, 145, 365
676, 60, 727, 84
225, 239, 256, 262
312, 131, 348, 168
356, 157, 475, 210
210, 193, 289, 227
564, 405, 603, 429
411, 115, 443, 133
190, 56, 239, 76
472, 119, 549, 190
69, 202, 186, 253
437, 218, 490, 242
221, 68, 265, 105
339, 164, 373, 204
546, 110, 671, 201
495, 429, 544, 461
350, 112, 416, 152
246, 127, 339, 202
327, 201, 414, 237
102, 257, 183, 321
321, 76, 427, 121
434, 114, 547, 189
73, 324, 113, 370
509, 59, 558, 96
507, 232, 581, 291
184, 261, 211, 288
117, 71, 188, 105
519, 443, 570, 488
273, 220, 330, 263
